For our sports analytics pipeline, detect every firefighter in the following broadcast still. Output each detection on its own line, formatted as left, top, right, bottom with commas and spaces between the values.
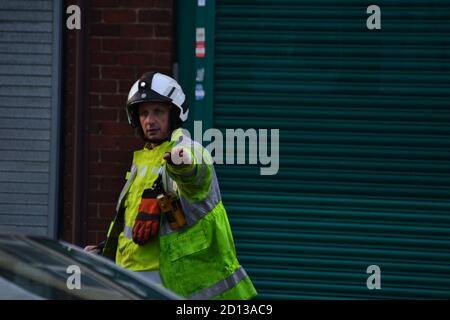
85, 72, 257, 300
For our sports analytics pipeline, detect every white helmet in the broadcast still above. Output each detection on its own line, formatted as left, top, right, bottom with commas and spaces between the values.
126, 72, 189, 128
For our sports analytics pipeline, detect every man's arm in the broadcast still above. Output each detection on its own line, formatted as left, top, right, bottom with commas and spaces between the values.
164, 145, 213, 202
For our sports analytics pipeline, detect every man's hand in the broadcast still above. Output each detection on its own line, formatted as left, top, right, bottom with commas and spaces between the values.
84, 245, 101, 254
164, 146, 192, 166
84, 241, 105, 254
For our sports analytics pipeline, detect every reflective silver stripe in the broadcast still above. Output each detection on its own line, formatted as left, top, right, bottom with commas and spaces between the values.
188, 266, 248, 300
116, 164, 138, 213
161, 164, 171, 193
124, 225, 133, 239
180, 173, 220, 219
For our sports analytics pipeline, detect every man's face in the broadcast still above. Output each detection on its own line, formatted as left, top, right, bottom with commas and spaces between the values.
138, 102, 171, 142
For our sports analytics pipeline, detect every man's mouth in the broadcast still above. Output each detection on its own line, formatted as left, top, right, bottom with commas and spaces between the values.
146, 128, 159, 134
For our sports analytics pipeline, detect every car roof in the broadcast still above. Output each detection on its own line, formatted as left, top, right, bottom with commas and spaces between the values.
0, 235, 183, 300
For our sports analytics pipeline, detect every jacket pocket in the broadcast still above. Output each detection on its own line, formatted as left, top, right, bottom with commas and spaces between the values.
168, 227, 209, 262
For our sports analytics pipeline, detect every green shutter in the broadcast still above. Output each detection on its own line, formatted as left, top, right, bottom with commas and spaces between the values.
212, 0, 450, 299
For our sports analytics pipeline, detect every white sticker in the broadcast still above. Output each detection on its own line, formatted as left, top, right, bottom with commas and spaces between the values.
195, 43, 205, 58
196, 68, 205, 82
196, 28, 205, 42
198, 0, 206, 7
151, 167, 160, 175
140, 166, 147, 177
195, 84, 205, 101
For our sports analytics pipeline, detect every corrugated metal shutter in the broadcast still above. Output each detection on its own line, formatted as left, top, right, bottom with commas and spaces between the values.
0, 0, 61, 238
214, 0, 450, 299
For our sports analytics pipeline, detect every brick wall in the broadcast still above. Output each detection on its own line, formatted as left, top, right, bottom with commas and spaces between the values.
63, 0, 175, 244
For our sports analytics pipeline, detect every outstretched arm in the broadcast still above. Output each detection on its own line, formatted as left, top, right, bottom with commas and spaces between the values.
164, 145, 213, 202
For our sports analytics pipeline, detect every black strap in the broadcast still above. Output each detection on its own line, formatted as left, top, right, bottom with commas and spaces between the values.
101, 205, 125, 261
153, 173, 165, 195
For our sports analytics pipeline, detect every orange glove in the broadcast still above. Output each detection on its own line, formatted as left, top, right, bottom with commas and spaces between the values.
132, 191, 161, 246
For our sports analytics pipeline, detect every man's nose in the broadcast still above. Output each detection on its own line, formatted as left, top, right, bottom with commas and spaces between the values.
143, 113, 156, 126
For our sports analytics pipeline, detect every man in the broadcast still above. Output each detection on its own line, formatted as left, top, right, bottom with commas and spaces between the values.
86, 72, 257, 300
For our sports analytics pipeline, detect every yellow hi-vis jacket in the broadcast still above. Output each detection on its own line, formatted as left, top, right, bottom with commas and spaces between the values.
103, 128, 257, 300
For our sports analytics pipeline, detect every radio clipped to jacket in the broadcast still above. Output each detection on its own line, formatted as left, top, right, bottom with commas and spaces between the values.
157, 192, 186, 230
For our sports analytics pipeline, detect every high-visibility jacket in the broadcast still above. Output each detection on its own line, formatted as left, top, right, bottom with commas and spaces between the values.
103, 128, 257, 300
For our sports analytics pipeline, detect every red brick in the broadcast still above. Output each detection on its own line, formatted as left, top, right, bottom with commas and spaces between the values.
154, 25, 172, 38
100, 122, 134, 135
91, 79, 117, 93
97, 231, 107, 243
102, 66, 136, 80
154, 53, 171, 66
136, 66, 171, 77
101, 150, 133, 163
99, 204, 116, 219
136, 39, 172, 52
103, 38, 136, 51
89, 162, 128, 177
119, 109, 130, 122
89, 177, 100, 191
116, 136, 142, 151
101, 94, 126, 108
90, 9, 102, 23
89, 149, 100, 162
103, 9, 137, 23
153, 0, 172, 9
91, 23, 120, 37
90, 108, 118, 121
118, 80, 135, 94
89, 135, 117, 149
86, 231, 98, 245
92, 0, 120, 7
120, 0, 155, 7
90, 67, 100, 80
99, 176, 127, 191
91, 52, 118, 65
89, 121, 101, 134
157, 67, 172, 75
120, 24, 153, 37
88, 204, 98, 217
87, 217, 111, 230
118, 53, 153, 66
138, 9, 172, 23
90, 93, 100, 106
90, 38, 102, 52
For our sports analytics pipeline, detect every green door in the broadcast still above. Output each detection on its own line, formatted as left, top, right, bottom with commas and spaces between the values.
178, 0, 450, 299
